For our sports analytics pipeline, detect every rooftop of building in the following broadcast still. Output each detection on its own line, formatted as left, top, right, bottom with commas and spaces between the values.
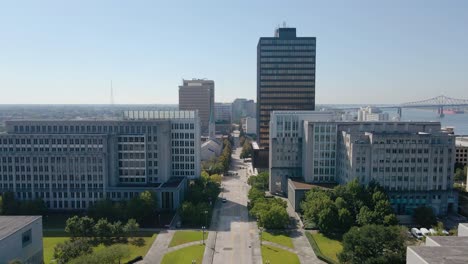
407, 246, 468, 264
426, 236, 468, 247
160, 176, 186, 188
288, 178, 336, 190
0, 216, 41, 241
456, 137, 468, 147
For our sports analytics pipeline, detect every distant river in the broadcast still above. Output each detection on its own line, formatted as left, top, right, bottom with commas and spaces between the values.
398, 108, 468, 135
322, 105, 468, 135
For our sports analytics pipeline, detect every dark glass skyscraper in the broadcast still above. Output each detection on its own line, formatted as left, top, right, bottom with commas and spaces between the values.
257, 27, 316, 148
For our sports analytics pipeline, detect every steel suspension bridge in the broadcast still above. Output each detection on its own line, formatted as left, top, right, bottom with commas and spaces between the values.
325, 95, 468, 118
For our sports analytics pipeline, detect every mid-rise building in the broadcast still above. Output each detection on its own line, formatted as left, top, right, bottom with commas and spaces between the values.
214, 103, 232, 123
179, 79, 215, 137
232, 99, 256, 123
257, 27, 316, 148
270, 111, 457, 215
456, 136, 468, 166
0, 216, 43, 264
357, 106, 389, 121
0, 111, 200, 211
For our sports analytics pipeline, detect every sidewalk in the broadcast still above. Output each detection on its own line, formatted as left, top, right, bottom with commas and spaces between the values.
141, 230, 174, 264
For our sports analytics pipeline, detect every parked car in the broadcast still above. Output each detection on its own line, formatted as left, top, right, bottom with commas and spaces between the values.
411, 228, 423, 239
420, 228, 430, 237
442, 230, 450, 235
429, 228, 437, 235
222, 197, 227, 203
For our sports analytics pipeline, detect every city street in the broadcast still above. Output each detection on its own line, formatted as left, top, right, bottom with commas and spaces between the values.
210, 145, 262, 264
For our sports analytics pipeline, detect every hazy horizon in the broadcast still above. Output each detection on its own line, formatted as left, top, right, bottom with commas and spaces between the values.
1, 0, 467, 104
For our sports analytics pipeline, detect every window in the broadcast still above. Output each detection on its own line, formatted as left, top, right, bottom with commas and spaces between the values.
22, 229, 32, 248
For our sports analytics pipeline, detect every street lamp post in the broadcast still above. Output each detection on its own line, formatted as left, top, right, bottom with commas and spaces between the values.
204, 210, 208, 228
202, 226, 205, 245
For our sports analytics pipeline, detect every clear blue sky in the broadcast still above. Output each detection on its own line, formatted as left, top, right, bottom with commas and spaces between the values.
0, 0, 467, 104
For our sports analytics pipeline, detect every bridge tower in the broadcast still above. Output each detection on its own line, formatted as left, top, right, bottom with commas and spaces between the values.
438, 106, 445, 117
397, 107, 402, 120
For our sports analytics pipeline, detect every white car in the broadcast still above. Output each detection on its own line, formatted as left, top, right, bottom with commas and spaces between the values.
411, 228, 423, 239
420, 228, 430, 237
429, 228, 437, 235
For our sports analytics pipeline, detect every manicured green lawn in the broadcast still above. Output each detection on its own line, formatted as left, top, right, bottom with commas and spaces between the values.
93, 234, 158, 262
311, 232, 343, 263
261, 245, 300, 264
161, 244, 205, 264
262, 231, 294, 249
169, 230, 204, 247
43, 233, 157, 264
43, 236, 68, 263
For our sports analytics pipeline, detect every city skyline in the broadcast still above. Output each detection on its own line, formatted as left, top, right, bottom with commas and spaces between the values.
0, 0, 467, 104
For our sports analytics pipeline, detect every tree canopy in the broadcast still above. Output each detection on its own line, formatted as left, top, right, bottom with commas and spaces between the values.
338, 225, 406, 264
301, 179, 397, 234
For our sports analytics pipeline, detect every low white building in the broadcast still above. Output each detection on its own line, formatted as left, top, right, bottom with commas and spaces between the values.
242, 117, 257, 135
0, 216, 43, 264
357, 106, 389, 121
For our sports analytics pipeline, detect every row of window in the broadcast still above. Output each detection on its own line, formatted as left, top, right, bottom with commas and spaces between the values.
12, 124, 158, 134
260, 57, 315, 63
260, 39, 315, 45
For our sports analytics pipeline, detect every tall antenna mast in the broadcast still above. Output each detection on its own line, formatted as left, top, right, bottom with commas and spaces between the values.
110, 80, 115, 105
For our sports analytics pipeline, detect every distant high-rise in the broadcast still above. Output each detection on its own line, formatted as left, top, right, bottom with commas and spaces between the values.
257, 27, 316, 148
179, 79, 215, 137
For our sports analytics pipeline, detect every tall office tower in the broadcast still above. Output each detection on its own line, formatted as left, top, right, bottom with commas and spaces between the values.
257, 27, 316, 148
179, 79, 215, 137
0, 111, 200, 211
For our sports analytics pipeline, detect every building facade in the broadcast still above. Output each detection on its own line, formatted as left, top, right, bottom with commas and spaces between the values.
270, 111, 457, 215
0, 111, 200, 211
179, 79, 215, 137
214, 103, 232, 123
456, 136, 468, 166
231, 99, 256, 123
0, 216, 43, 264
357, 106, 390, 121
257, 27, 316, 148
242, 117, 257, 135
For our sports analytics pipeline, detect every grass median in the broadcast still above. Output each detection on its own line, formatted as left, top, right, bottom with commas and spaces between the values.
161, 244, 205, 264
261, 244, 300, 264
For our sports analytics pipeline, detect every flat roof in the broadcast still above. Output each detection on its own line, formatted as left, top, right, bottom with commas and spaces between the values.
456, 137, 468, 148
426, 236, 468, 247
0, 216, 41, 241
288, 178, 335, 190
160, 176, 186, 188
408, 246, 468, 264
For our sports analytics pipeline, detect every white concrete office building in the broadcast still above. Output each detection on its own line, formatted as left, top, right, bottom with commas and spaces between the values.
270, 111, 457, 215
0, 111, 200, 211
0, 216, 43, 264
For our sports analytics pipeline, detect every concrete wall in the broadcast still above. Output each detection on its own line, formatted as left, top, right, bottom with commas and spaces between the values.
458, 224, 468, 237
0, 217, 43, 264
406, 247, 427, 264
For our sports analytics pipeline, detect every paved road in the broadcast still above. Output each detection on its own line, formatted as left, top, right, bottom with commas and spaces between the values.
210, 146, 262, 264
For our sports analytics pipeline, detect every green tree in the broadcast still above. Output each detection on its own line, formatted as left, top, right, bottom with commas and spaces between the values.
247, 172, 269, 191
248, 188, 264, 206
455, 166, 467, 182
88, 199, 119, 222
0, 192, 19, 215
260, 204, 289, 229
338, 225, 406, 264
123, 218, 139, 235
53, 238, 92, 264
413, 206, 437, 227
65, 216, 95, 237
94, 218, 113, 240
